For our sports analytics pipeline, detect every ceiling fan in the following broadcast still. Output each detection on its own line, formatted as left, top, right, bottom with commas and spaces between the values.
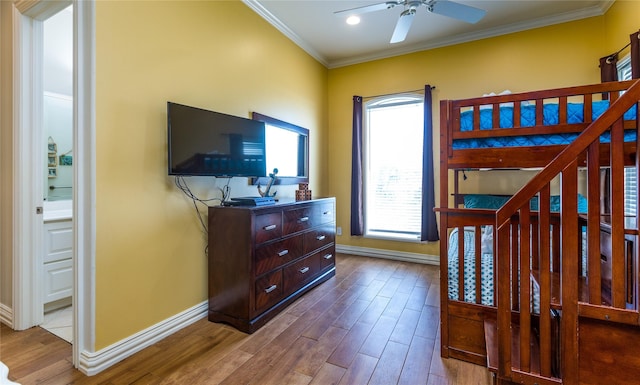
334, 0, 487, 44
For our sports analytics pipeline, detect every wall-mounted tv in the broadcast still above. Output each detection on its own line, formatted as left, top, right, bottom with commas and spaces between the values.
167, 102, 267, 177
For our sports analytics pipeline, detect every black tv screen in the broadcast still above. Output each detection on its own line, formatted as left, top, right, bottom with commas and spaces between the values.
167, 102, 267, 177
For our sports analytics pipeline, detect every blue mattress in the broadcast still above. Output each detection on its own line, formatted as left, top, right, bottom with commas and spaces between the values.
454, 101, 638, 149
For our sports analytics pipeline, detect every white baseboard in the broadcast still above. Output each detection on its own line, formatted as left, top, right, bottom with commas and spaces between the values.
77, 301, 208, 376
336, 244, 440, 266
0, 303, 13, 328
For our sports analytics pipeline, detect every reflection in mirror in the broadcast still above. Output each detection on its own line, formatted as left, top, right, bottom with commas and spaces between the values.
265, 124, 302, 177
44, 92, 73, 201
253, 113, 309, 185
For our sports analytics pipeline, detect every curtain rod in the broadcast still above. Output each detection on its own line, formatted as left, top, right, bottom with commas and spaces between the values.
362, 86, 435, 100
606, 41, 632, 62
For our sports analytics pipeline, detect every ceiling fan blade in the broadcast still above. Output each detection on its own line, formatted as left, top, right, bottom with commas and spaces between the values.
390, 10, 415, 44
428, 0, 486, 24
334, 1, 401, 16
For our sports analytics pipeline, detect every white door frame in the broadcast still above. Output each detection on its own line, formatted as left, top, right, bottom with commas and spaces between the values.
12, 0, 95, 369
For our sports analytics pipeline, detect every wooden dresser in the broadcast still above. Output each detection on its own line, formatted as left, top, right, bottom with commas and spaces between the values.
207, 197, 336, 333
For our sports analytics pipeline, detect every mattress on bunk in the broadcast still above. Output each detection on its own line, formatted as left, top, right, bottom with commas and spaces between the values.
447, 226, 495, 306
447, 226, 542, 312
454, 100, 638, 149
463, 193, 589, 213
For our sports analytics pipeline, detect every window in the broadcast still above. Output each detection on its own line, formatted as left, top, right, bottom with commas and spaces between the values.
364, 95, 423, 240
618, 56, 637, 216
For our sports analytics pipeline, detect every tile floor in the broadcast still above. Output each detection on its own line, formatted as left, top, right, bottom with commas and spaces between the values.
41, 306, 73, 343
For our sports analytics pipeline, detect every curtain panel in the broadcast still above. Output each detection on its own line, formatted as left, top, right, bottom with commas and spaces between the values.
421, 85, 439, 241
350, 96, 364, 236
631, 31, 640, 79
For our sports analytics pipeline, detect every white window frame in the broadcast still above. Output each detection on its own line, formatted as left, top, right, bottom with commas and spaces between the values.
618, 55, 637, 216
363, 94, 424, 242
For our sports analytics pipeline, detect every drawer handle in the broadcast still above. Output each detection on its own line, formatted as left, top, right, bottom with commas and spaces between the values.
278, 249, 289, 257
323, 254, 333, 260
299, 267, 310, 274
264, 284, 277, 294
299, 216, 309, 222
263, 224, 277, 231
316, 235, 326, 241
323, 211, 332, 216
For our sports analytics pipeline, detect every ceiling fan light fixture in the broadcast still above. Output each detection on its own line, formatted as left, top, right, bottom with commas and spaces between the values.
346, 15, 361, 25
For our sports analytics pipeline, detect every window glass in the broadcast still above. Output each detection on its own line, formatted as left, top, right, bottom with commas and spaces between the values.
618, 56, 636, 216
364, 95, 423, 240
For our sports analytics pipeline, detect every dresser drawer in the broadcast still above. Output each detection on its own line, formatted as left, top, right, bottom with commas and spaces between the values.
255, 236, 303, 276
283, 252, 321, 295
319, 202, 335, 224
255, 269, 283, 313
318, 248, 335, 271
303, 224, 335, 254
255, 212, 283, 244
283, 206, 316, 235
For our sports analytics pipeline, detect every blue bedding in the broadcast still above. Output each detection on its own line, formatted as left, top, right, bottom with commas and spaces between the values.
463, 193, 588, 213
454, 100, 638, 149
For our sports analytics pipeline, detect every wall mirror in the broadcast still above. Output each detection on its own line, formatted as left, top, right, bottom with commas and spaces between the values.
252, 112, 309, 185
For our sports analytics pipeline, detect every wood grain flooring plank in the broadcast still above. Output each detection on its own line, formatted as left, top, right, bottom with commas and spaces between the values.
358, 315, 398, 358
377, 276, 403, 298
326, 321, 375, 368
254, 336, 316, 385
426, 283, 441, 308
415, 305, 439, 340
406, 285, 429, 311
237, 313, 299, 355
367, 340, 410, 385
389, 307, 422, 346
307, 362, 347, 385
356, 296, 391, 326
336, 353, 378, 385
160, 348, 253, 385
355, 279, 387, 303
294, 326, 349, 377
330, 299, 370, 331
397, 335, 434, 385
380, 291, 410, 319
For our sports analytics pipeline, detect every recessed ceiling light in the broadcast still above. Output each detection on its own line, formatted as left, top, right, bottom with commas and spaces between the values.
346, 15, 360, 25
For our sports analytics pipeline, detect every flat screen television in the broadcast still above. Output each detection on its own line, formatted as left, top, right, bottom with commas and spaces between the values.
167, 102, 267, 177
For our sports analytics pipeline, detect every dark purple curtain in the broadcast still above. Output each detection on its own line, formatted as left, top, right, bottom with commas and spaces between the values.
350, 96, 364, 236
421, 85, 439, 241
599, 54, 618, 100
631, 31, 640, 79
600, 54, 618, 82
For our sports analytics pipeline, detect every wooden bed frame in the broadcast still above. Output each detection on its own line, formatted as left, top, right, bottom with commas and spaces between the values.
436, 79, 640, 385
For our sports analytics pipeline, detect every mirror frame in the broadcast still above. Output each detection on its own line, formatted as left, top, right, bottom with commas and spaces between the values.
252, 112, 309, 185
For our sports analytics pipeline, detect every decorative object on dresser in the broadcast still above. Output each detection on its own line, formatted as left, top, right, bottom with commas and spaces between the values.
208, 197, 336, 333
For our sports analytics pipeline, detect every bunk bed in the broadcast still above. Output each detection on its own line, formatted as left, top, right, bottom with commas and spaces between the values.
436, 79, 640, 385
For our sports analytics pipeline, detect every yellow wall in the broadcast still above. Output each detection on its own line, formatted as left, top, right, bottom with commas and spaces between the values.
327, 15, 624, 258
94, 1, 327, 349
604, 0, 640, 58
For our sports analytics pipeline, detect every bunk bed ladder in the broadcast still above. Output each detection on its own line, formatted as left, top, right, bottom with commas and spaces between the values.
492, 78, 640, 385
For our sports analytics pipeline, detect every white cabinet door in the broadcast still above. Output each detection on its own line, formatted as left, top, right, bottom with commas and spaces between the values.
43, 259, 73, 303
43, 220, 73, 304
44, 220, 73, 263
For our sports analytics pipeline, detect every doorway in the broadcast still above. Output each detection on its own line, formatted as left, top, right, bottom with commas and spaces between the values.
11, 0, 95, 370
40, 5, 74, 343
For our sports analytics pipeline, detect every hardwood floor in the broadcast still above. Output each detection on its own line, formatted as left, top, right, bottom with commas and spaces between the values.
1, 254, 491, 385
